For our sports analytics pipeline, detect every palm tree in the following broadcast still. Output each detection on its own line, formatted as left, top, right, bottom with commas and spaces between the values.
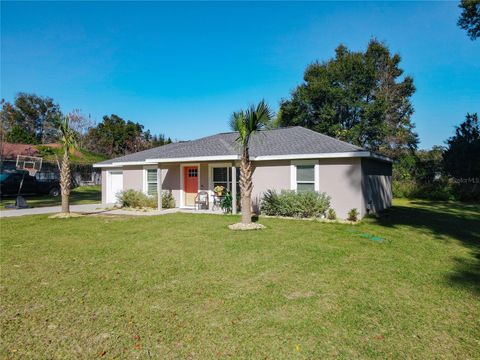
230, 100, 273, 224
59, 115, 78, 214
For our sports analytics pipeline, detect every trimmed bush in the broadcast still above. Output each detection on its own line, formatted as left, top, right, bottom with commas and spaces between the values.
118, 189, 175, 209
261, 190, 330, 218
347, 208, 359, 222
327, 208, 337, 220
162, 190, 175, 209
118, 189, 150, 208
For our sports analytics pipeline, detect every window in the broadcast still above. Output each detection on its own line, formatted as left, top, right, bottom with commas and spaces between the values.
188, 168, 198, 177
212, 166, 240, 194
296, 165, 315, 192
146, 169, 157, 196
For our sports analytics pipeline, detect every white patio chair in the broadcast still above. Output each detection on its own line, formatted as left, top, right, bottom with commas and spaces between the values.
194, 191, 209, 210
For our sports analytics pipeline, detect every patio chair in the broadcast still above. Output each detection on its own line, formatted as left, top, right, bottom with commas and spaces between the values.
194, 191, 209, 210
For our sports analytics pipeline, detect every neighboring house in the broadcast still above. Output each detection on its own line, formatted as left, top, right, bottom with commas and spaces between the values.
93, 126, 392, 219
0, 142, 39, 160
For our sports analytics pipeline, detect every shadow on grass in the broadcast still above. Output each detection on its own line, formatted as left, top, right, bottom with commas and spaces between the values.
370, 200, 480, 295
70, 188, 101, 202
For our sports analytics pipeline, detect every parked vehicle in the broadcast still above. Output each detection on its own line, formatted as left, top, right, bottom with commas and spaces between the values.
0, 170, 61, 197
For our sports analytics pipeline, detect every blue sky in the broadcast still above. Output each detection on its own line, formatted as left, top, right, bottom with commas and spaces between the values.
1, 1, 479, 149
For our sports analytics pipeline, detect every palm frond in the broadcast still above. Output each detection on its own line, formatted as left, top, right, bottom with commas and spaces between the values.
59, 115, 79, 155
229, 100, 273, 146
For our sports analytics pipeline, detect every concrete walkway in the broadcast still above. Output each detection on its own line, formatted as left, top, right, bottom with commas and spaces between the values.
0, 204, 225, 218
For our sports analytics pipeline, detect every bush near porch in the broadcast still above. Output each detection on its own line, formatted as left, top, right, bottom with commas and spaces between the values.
117, 189, 175, 209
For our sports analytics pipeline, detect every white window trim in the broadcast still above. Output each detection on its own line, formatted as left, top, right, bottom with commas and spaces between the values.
290, 160, 319, 192
208, 163, 233, 198
180, 163, 200, 208
143, 165, 158, 195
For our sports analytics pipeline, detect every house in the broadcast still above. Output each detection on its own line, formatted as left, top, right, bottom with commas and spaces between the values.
93, 126, 392, 219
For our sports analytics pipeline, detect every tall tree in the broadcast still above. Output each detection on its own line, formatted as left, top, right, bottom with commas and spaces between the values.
58, 115, 79, 214
443, 113, 480, 200
278, 40, 418, 159
230, 101, 273, 225
84, 114, 149, 157
458, 0, 480, 40
148, 133, 172, 148
1, 93, 62, 144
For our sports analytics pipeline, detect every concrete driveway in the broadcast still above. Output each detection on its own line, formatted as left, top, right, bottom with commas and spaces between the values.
0, 203, 105, 218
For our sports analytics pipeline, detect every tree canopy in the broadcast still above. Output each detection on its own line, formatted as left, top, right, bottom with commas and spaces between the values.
1, 93, 62, 144
1, 93, 172, 159
458, 0, 480, 40
443, 113, 480, 200
83, 114, 171, 158
278, 39, 418, 158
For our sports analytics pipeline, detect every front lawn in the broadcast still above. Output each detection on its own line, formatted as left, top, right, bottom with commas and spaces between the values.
0, 185, 101, 209
1, 199, 478, 358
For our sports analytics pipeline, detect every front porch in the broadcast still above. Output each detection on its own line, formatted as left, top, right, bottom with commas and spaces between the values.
152, 161, 240, 213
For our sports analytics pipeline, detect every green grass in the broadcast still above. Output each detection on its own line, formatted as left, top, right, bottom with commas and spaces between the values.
1, 199, 479, 359
0, 185, 101, 209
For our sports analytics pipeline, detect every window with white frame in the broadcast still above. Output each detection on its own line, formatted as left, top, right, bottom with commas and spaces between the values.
212, 166, 240, 194
291, 161, 318, 192
296, 165, 315, 192
146, 169, 157, 196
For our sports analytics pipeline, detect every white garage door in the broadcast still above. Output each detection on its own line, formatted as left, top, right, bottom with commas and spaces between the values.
107, 171, 123, 204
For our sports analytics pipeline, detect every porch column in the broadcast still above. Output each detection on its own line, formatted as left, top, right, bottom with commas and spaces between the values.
231, 165, 237, 214
157, 166, 162, 210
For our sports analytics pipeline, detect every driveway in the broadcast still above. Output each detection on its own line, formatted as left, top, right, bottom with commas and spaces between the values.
0, 203, 105, 218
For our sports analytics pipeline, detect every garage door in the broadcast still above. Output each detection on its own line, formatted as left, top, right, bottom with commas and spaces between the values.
107, 171, 123, 203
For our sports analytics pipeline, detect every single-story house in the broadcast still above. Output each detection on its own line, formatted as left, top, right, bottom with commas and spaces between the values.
93, 126, 392, 219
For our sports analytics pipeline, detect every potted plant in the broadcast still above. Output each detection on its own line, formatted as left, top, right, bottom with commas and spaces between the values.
214, 185, 225, 196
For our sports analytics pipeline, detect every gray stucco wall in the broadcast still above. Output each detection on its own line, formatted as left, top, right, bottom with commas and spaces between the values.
318, 158, 364, 219
123, 166, 144, 192
161, 164, 181, 207
199, 163, 209, 191
251, 160, 291, 212
361, 158, 392, 215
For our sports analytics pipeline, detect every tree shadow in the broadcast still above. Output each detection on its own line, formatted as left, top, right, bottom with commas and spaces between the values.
369, 200, 480, 295
71, 188, 101, 202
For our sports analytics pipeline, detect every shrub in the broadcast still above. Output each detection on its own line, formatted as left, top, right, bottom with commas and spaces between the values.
118, 189, 150, 208
347, 208, 359, 222
261, 190, 330, 218
392, 179, 417, 198
118, 189, 175, 209
327, 208, 336, 220
393, 179, 454, 201
162, 190, 175, 208
220, 192, 233, 213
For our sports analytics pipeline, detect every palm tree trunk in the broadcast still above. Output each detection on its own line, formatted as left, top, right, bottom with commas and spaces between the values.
239, 146, 253, 224
60, 151, 71, 214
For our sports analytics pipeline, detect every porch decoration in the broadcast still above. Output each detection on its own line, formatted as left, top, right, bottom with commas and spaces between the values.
214, 185, 225, 196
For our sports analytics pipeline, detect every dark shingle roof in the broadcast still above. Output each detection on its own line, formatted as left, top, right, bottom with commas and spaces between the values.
95, 126, 365, 165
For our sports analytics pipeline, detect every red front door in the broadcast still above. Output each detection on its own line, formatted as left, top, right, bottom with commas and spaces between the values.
184, 166, 198, 206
